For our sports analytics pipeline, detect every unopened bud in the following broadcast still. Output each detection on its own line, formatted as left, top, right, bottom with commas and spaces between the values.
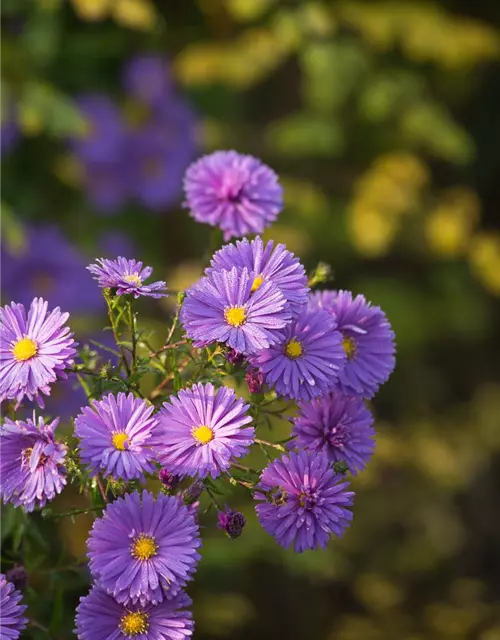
217, 507, 246, 539
245, 368, 264, 394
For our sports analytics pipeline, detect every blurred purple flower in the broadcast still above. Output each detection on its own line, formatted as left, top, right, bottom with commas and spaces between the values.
122, 54, 173, 106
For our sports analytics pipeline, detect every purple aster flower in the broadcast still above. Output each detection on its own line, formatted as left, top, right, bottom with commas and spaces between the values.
122, 55, 173, 107
255, 450, 354, 552
309, 290, 396, 398
75, 585, 193, 640
151, 383, 254, 479
291, 392, 375, 475
82, 159, 131, 215
250, 308, 346, 402
75, 392, 159, 481
1, 225, 103, 314
217, 507, 246, 539
87, 257, 167, 299
183, 150, 283, 240
0, 298, 77, 407
208, 236, 309, 314
0, 574, 28, 640
88, 490, 201, 605
181, 267, 291, 355
0, 414, 67, 512
70, 94, 126, 164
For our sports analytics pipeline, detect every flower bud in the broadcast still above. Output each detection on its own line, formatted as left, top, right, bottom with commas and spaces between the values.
245, 368, 263, 394
217, 507, 246, 539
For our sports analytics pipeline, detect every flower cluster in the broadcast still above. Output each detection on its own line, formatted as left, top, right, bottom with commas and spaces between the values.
0, 150, 396, 638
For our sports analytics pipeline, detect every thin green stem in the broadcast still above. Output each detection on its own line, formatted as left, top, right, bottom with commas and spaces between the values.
76, 373, 91, 399
128, 302, 137, 374
255, 438, 285, 452
106, 296, 130, 376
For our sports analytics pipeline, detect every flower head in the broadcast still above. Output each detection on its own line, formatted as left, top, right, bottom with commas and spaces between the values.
0, 414, 67, 512
87, 257, 167, 299
291, 392, 375, 474
0, 298, 76, 407
75, 585, 193, 640
75, 392, 159, 482
255, 451, 354, 552
309, 290, 396, 398
208, 236, 309, 314
88, 490, 201, 606
184, 151, 283, 240
181, 267, 291, 355
217, 507, 246, 539
0, 574, 27, 640
250, 308, 346, 402
151, 383, 254, 479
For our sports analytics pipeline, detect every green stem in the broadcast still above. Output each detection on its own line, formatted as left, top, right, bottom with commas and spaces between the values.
76, 373, 91, 399
128, 302, 137, 374
106, 295, 130, 377
255, 438, 285, 452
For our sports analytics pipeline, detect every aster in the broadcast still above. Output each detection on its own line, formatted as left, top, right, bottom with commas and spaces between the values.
255, 450, 354, 552
250, 308, 346, 402
0, 298, 77, 407
87, 257, 167, 299
208, 236, 309, 314
75, 585, 193, 640
87, 490, 201, 605
291, 392, 375, 475
0, 574, 28, 640
0, 414, 67, 512
181, 267, 291, 355
183, 150, 283, 240
309, 290, 396, 398
75, 392, 159, 481
151, 383, 254, 479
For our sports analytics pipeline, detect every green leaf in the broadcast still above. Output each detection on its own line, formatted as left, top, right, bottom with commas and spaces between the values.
266, 112, 344, 157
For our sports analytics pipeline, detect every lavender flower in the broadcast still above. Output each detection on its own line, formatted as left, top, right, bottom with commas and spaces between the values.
75, 392, 159, 481
217, 507, 246, 539
87, 257, 167, 299
181, 267, 291, 355
0, 574, 27, 640
309, 290, 396, 398
151, 383, 254, 479
209, 236, 309, 314
0, 415, 67, 512
291, 392, 375, 474
255, 451, 354, 552
0, 298, 77, 407
75, 585, 193, 640
87, 490, 201, 605
250, 308, 346, 402
184, 151, 283, 240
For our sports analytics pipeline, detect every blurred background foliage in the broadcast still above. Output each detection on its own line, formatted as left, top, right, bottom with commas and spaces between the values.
2, 0, 500, 638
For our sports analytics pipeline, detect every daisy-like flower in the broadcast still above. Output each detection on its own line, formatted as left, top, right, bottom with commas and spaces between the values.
87, 257, 167, 299
151, 383, 254, 479
0, 574, 28, 640
0, 414, 68, 512
180, 267, 291, 355
183, 150, 283, 240
75, 392, 159, 481
291, 392, 375, 475
0, 298, 77, 407
75, 586, 193, 640
87, 490, 201, 606
309, 290, 396, 398
254, 451, 354, 552
208, 236, 309, 314
250, 308, 346, 402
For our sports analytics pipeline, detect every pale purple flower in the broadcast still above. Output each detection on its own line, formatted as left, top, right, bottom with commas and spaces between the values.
181, 266, 291, 355
0, 414, 67, 512
255, 451, 354, 552
0, 298, 77, 407
184, 151, 283, 240
0, 574, 27, 640
87, 257, 167, 299
151, 383, 254, 479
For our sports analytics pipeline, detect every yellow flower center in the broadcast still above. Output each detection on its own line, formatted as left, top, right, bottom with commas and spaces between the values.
120, 611, 149, 636
251, 274, 264, 293
192, 425, 214, 445
285, 338, 303, 359
12, 337, 38, 361
342, 336, 357, 360
112, 432, 129, 451
124, 274, 142, 286
224, 306, 247, 327
131, 535, 158, 561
